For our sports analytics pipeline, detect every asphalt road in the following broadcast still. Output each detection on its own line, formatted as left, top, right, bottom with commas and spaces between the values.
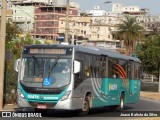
1, 98, 160, 120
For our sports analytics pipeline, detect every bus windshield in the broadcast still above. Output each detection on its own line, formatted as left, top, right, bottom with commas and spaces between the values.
20, 57, 72, 88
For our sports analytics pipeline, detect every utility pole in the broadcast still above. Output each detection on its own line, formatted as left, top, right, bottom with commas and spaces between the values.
65, 0, 70, 43
0, 0, 7, 110
159, 62, 160, 92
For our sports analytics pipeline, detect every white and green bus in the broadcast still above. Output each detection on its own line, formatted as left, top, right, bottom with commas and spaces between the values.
14, 44, 141, 115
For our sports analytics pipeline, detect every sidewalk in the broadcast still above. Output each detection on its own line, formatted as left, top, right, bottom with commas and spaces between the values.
140, 91, 160, 101
0, 104, 17, 111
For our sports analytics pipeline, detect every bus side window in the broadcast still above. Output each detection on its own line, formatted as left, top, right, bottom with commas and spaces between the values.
75, 52, 84, 79
91, 56, 100, 77
85, 66, 90, 77
108, 58, 118, 78
84, 54, 92, 77
100, 56, 108, 77
117, 60, 127, 79
134, 62, 140, 79
128, 60, 134, 79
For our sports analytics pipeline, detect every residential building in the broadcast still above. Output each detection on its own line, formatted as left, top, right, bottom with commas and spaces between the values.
82, 3, 146, 49
48, 0, 64, 5
10, 1, 78, 41
112, 3, 140, 13
11, 0, 64, 5
59, 16, 91, 43
59, 15, 121, 50
87, 6, 106, 16
12, 2, 35, 32
70, 2, 80, 9
89, 16, 121, 49
33, 5, 78, 42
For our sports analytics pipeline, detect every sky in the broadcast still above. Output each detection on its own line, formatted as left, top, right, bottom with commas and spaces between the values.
71, 0, 160, 15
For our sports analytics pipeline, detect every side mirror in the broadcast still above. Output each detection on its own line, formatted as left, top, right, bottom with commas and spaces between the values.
14, 59, 21, 72
74, 60, 81, 74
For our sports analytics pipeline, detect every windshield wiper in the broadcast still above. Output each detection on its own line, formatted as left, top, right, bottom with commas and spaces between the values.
48, 56, 59, 78
32, 56, 43, 77
32, 56, 41, 68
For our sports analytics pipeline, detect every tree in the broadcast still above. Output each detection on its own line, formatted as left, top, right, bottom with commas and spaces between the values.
115, 16, 144, 55
4, 21, 41, 103
5, 34, 41, 103
137, 35, 160, 77
6, 21, 22, 47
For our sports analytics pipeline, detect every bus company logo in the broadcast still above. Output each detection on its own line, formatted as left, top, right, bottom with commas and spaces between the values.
109, 84, 117, 90
2, 112, 11, 117
40, 96, 44, 99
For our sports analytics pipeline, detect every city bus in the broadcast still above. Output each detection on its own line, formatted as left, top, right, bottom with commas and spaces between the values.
14, 44, 141, 115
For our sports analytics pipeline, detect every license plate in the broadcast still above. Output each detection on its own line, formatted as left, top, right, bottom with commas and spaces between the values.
37, 104, 47, 109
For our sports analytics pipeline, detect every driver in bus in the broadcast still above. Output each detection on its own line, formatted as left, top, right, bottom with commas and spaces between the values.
62, 65, 70, 73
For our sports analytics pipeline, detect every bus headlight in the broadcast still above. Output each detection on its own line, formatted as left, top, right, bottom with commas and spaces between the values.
20, 93, 24, 98
17, 89, 25, 98
61, 91, 71, 101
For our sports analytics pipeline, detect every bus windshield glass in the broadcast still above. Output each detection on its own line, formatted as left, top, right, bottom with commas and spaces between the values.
20, 57, 72, 88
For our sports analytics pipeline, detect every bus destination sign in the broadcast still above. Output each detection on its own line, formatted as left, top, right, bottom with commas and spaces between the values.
29, 49, 66, 54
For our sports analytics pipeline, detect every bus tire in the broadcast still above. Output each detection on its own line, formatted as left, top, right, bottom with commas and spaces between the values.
116, 93, 125, 112
79, 95, 90, 116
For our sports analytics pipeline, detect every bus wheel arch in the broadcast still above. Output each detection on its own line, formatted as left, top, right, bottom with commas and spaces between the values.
79, 91, 92, 116
85, 92, 92, 108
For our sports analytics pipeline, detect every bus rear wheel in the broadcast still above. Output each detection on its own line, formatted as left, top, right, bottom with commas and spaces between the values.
116, 93, 125, 111
79, 96, 90, 116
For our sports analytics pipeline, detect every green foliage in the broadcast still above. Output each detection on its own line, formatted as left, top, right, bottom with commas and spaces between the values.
137, 35, 160, 77
5, 60, 17, 104
115, 16, 144, 55
6, 21, 22, 45
5, 22, 41, 103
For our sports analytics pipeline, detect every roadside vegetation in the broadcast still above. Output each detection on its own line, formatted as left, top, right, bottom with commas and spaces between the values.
137, 35, 160, 77
115, 15, 160, 78
5, 21, 41, 103
115, 16, 144, 55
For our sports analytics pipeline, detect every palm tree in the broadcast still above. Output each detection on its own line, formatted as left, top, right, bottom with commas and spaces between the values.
115, 16, 144, 55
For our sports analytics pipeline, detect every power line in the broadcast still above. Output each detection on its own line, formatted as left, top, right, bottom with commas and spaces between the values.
9, 1, 42, 38
10, 1, 35, 19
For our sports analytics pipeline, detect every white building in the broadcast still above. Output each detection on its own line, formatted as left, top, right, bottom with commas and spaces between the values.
105, 11, 122, 16
87, 6, 106, 16
48, 0, 64, 5
112, 3, 140, 13
70, 2, 80, 9
10, 0, 64, 5
87, 3, 144, 17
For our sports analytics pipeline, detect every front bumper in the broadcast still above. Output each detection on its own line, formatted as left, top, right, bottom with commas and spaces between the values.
17, 96, 83, 110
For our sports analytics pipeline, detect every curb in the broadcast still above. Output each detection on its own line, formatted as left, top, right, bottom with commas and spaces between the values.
141, 97, 160, 103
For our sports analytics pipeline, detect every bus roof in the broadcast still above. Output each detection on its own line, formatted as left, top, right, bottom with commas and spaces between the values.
25, 44, 140, 62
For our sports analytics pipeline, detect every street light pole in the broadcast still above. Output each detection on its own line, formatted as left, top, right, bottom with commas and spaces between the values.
65, 0, 70, 43
0, 0, 7, 110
